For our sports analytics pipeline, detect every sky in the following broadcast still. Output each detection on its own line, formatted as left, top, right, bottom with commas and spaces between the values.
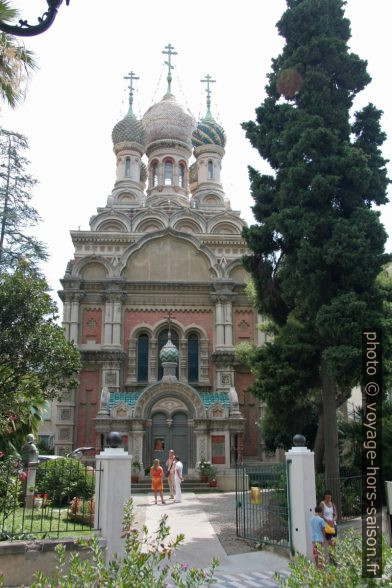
1, 0, 391, 305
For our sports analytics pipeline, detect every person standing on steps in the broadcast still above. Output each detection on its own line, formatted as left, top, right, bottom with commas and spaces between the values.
174, 455, 183, 503
165, 449, 175, 500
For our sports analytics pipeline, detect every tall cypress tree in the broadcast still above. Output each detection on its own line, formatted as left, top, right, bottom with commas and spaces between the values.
242, 0, 390, 488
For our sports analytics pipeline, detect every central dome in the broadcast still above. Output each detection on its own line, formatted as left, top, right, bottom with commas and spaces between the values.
142, 94, 196, 148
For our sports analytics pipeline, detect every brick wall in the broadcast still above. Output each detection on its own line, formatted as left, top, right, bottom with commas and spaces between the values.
235, 371, 260, 457
81, 308, 102, 344
77, 370, 100, 448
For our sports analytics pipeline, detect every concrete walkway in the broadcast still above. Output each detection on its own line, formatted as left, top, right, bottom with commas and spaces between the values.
132, 493, 290, 587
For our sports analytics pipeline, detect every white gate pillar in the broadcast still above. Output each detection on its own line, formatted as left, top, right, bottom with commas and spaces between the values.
285, 434, 316, 559
95, 432, 132, 562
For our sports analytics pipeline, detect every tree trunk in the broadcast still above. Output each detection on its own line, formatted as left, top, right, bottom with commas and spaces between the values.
313, 412, 324, 474
321, 356, 341, 517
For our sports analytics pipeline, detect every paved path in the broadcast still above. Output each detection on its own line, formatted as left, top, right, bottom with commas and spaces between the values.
132, 492, 290, 587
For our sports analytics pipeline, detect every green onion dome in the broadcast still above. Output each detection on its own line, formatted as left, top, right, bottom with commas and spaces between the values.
192, 116, 226, 148
112, 108, 145, 146
159, 337, 179, 363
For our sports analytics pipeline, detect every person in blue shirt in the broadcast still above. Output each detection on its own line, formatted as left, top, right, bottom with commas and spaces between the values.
311, 505, 326, 568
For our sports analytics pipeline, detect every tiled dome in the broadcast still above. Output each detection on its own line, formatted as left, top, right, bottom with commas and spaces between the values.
159, 337, 179, 363
142, 94, 196, 148
112, 109, 145, 146
192, 117, 226, 148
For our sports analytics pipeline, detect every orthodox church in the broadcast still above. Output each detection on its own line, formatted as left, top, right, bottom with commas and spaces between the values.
55, 46, 268, 478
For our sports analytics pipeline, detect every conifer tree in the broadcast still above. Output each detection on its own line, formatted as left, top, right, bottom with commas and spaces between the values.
242, 0, 390, 488
0, 128, 47, 271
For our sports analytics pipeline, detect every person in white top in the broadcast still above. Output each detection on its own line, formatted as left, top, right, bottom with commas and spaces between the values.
174, 456, 183, 503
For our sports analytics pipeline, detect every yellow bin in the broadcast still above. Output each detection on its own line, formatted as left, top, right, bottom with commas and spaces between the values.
250, 485, 261, 505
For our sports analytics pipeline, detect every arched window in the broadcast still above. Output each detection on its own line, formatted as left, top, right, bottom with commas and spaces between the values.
125, 157, 131, 177
152, 162, 159, 187
207, 160, 214, 180
164, 160, 173, 185
187, 333, 199, 382
179, 163, 185, 188
137, 334, 149, 381
158, 328, 179, 380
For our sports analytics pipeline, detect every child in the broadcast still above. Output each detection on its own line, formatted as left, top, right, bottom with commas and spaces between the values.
311, 505, 326, 568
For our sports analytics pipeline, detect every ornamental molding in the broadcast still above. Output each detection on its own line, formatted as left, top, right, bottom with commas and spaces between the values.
125, 305, 212, 313
81, 349, 127, 364
134, 381, 206, 419
211, 350, 236, 365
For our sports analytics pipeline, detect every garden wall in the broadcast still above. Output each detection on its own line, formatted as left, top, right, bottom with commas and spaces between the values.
0, 536, 106, 587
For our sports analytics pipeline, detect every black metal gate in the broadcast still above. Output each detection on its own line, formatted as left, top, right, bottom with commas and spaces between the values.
235, 462, 292, 553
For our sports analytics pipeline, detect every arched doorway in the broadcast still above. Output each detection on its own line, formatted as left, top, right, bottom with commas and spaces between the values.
151, 411, 188, 473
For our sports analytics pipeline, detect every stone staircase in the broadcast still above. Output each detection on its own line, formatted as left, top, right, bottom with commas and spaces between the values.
131, 478, 221, 494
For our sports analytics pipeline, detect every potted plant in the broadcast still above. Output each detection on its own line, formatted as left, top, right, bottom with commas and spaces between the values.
131, 459, 141, 483
196, 458, 211, 483
207, 465, 218, 487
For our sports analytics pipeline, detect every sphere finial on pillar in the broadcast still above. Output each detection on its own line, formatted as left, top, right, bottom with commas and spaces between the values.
107, 431, 122, 448
293, 434, 306, 447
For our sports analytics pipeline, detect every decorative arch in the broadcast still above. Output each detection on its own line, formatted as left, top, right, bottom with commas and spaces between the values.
118, 228, 223, 281
227, 259, 250, 283
132, 210, 169, 232
170, 210, 206, 233
96, 219, 127, 232
152, 318, 184, 340
90, 211, 131, 232
207, 213, 246, 235
117, 192, 137, 205
134, 380, 206, 419
73, 255, 113, 279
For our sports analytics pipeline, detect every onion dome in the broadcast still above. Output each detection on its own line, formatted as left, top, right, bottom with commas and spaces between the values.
192, 115, 226, 148
142, 93, 196, 148
159, 335, 179, 363
112, 70, 145, 146
112, 109, 144, 146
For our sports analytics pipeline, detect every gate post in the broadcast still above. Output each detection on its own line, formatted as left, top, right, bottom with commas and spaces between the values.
285, 434, 316, 559
95, 432, 133, 562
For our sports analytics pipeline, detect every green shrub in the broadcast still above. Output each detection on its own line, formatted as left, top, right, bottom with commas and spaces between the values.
0, 455, 22, 520
35, 458, 94, 507
275, 529, 392, 587
30, 498, 219, 588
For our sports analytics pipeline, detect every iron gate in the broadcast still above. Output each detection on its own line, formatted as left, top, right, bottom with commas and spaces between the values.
235, 462, 293, 553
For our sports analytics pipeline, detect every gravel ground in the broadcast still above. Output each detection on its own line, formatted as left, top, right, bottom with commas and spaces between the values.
132, 492, 256, 556
190, 492, 257, 556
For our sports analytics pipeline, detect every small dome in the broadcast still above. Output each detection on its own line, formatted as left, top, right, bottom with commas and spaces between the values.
192, 117, 226, 148
159, 337, 179, 363
112, 109, 145, 146
142, 94, 196, 148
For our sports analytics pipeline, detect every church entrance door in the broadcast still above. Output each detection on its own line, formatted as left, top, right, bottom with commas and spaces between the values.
151, 411, 188, 473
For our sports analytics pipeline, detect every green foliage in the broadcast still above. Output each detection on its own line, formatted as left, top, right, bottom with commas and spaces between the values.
241, 0, 390, 469
30, 498, 219, 588
35, 458, 94, 507
0, 128, 45, 270
0, 3, 37, 108
0, 261, 81, 448
275, 529, 392, 586
0, 454, 22, 520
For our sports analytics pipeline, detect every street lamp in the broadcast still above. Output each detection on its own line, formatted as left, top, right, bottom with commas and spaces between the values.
0, 1, 69, 37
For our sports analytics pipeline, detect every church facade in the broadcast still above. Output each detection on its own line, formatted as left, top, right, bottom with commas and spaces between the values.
56, 50, 268, 476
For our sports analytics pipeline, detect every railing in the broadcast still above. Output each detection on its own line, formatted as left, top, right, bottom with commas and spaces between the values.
0, 456, 102, 541
235, 462, 291, 551
316, 471, 363, 522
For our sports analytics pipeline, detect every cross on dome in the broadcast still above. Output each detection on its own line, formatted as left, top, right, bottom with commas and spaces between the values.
165, 309, 175, 339
162, 43, 177, 95
124, 70, 139, 113
201, 74, 216, 119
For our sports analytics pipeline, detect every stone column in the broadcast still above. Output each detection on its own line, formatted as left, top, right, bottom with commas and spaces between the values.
215, 300, 225, 347
285, 435, 317, 559
112, 297, 122, 346
224, 300, 233, 347
62, 296, 72, 341
69, 293, 82, 343
103, 299, 113, 346
149, 338, 157, 382
95, 442, 132, 562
